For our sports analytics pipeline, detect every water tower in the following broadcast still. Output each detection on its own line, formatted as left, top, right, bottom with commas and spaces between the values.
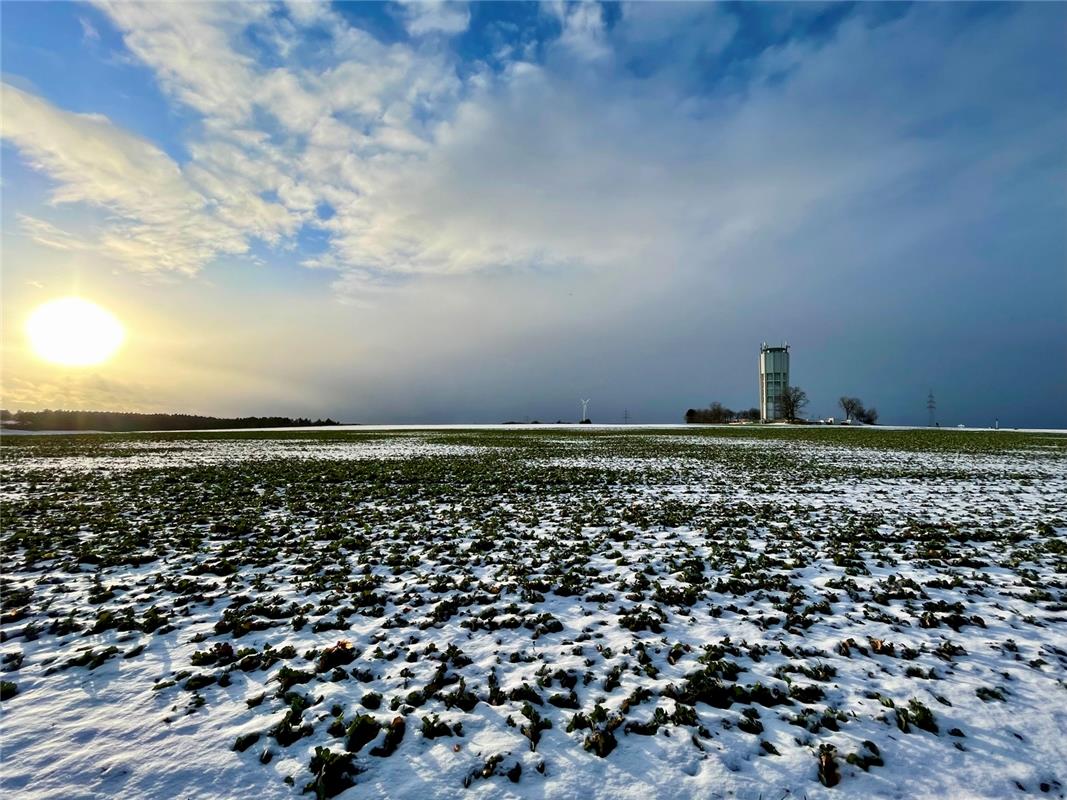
759, 343, 790, 422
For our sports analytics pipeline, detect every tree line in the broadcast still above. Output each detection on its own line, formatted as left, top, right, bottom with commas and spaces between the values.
684, 403, 760, 424
685, 390, 878, 424
0, 409, 341, 432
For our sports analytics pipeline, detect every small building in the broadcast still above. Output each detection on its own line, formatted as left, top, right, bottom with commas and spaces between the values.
759, 343, 790, 422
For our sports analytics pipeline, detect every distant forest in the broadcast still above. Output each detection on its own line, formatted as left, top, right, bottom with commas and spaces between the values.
0, 409, 341, 432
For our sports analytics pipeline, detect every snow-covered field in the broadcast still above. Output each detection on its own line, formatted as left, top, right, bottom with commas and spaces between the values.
1, 426, 1065, 799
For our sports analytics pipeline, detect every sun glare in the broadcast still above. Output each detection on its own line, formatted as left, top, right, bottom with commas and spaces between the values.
26, 297, 125, 367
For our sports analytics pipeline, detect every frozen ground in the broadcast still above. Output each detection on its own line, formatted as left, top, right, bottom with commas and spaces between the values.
1, 426, 1065, 799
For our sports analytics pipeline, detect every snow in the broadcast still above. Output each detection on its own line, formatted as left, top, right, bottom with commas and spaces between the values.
1, 427, 1065, 799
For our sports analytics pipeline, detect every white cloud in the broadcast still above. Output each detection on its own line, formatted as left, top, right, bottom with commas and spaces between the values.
397, 1, 471, 37
1, 83, 252, 274
284, 1, 333, 29
3, 83, 194, 213
545, 1, 610, 62
94, 1, 266, 123
5, 1, 1062, 317
17, 214, 88, 252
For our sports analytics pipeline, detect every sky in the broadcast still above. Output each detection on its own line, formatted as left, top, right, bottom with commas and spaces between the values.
1, 1, 1065, 427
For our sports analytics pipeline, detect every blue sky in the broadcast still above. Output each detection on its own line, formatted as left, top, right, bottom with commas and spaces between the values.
1, 1, 1065, 426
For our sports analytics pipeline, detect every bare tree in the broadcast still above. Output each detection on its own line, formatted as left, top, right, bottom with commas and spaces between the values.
838, 396, 879, 424
839, 396, 862, 422
780, 386, 808, 422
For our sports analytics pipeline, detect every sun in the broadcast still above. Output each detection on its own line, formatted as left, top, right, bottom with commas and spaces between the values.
26, 297, 125, 367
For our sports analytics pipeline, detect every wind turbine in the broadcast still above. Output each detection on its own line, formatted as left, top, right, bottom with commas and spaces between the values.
580, 398, 590, 422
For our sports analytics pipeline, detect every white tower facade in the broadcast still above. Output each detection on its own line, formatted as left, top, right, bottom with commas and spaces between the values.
759, 343, 790, 422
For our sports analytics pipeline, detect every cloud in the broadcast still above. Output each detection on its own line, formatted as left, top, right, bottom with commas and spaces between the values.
94, 1, 267, 123
300, 5, 1059, 296
397, 1, 470, 37
612, 2, 739, 76
545, 1, 610, 62
79, 16, 101, 43
49, 1, 458, 282
17, 214, 89, 252
2, 83, 196, 212
5, 1, 1064, 326
1, 83, 253, 274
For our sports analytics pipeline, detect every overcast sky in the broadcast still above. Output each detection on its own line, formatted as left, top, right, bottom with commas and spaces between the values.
2, 1, 1064, 426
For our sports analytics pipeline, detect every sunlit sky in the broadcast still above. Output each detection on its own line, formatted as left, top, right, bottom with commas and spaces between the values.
2, 1, 1065, 426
